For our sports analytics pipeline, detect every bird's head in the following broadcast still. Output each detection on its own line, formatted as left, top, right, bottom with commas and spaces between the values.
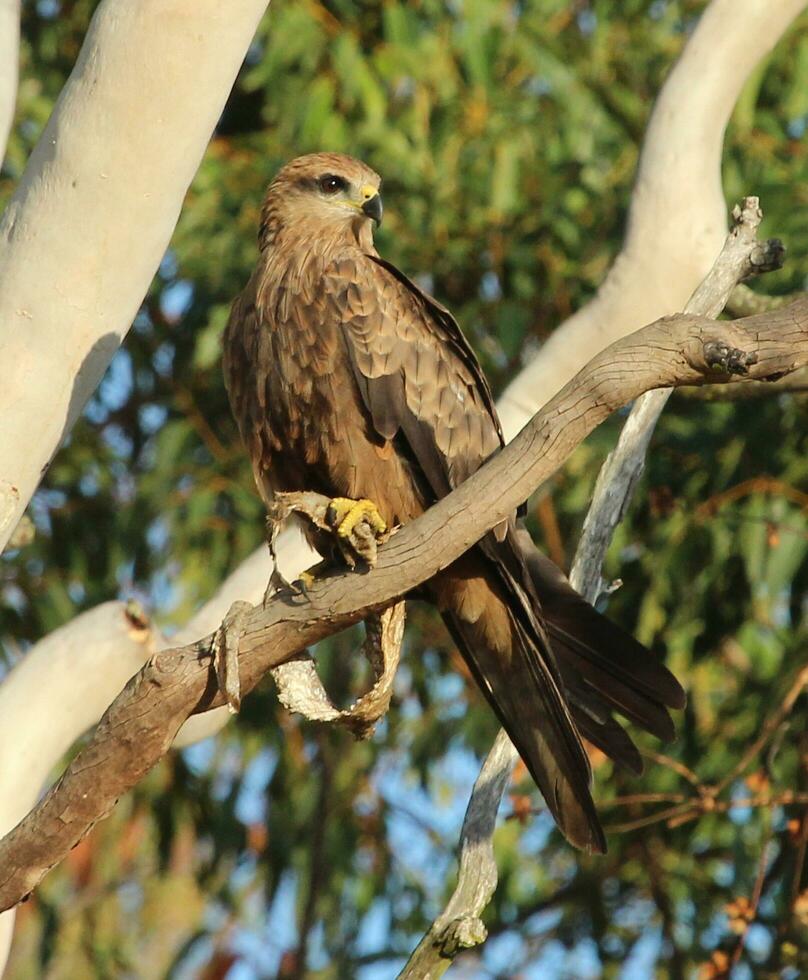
259, 153, 383, 251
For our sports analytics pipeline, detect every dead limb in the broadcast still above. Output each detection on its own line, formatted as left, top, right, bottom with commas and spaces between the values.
398, 197, 793, 976
1, 228, 807, 912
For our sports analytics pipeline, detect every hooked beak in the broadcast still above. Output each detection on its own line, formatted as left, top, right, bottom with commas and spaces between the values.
360, 187, 383, 225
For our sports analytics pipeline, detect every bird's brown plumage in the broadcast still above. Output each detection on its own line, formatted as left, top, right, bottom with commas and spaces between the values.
223, 152, 685, 852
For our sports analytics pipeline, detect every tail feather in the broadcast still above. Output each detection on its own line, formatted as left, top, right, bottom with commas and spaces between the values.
517, 535, 684, 709
434, 556, 607, 854
513, 526, 685, 764
548, 624, 676, 741
429, 524, 684, 853
572, 709, 643, 776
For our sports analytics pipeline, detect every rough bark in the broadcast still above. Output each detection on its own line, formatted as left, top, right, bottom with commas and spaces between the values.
0, 0, 805, 967
3, 0, 803, 825
1, 294, 807, 913
0, 0, 269, 553
397, 195, 783, 978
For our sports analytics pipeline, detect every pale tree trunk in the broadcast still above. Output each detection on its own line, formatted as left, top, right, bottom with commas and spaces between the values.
0, 602, 161, 971
0, 0, 805, 971
497, 0, 808, 438
0, 2, 18, 955
0, 0, 20, 164
0, 0, 270, 552
0, 0, 269, 968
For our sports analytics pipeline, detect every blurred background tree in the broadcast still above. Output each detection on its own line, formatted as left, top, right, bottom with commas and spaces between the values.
1, 0, 807, 977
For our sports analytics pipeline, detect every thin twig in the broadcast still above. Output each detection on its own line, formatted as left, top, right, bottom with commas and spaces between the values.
714, 664, 808, 796
694, 476, 808, 519
603, 802, 697, 835
590, 792, 688, 809
729, 817, 774, 970
503, 792, 687, 821
606, 794, 808, 835
397, 197, 788, 976
174, 385, 232, 464
2, 210, 807, 918
640, 750, 702, 788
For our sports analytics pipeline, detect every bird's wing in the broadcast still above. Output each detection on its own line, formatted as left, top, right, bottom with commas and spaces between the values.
326, 254, 504, 498
222, 273, 277, 487
323, 252, 606, 851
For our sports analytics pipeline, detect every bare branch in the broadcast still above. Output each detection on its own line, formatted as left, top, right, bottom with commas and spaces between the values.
399, 197, 787, 975
273, 602, 406, 740
4, 14, 804, 931
399, 729, 516, 979
571, 197, 782, 602
1, 273, 802, 914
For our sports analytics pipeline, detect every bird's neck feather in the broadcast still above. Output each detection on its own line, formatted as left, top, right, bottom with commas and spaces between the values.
256, 217, 375, 321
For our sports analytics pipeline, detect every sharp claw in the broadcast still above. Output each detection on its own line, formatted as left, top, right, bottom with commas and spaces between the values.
325, 497, 388, 566
292, 568, 317, 596
266, 492, 388, 576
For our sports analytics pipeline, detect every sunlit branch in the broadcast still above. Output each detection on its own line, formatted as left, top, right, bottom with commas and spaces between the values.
2, 264, 807, 914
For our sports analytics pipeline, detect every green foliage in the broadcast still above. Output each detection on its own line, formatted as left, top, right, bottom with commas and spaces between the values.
2, 1, 807, 977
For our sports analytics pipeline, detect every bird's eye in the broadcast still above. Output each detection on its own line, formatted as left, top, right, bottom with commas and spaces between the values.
319, 174, 346, 195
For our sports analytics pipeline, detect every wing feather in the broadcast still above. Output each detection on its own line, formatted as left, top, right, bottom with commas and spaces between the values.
323, 254, 502, 498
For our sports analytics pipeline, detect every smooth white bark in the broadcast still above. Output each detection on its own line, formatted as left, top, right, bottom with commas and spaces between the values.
0, 603, 161, 973
0, 524, 305, 973
0, 0, 805, 969
0, 0, 20, 164
0, 0, 270, 552
497, 0, 808, 439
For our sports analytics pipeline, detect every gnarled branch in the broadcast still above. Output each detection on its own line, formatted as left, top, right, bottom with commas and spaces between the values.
1, 281, 806, 913
399, 196, 789, 976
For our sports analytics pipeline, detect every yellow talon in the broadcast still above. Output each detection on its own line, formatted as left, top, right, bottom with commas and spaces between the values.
328, 497, 388, 538
297, 568, 317, 589
291, 560, 332, 595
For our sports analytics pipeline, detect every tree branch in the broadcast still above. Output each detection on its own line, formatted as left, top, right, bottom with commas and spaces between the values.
0, 0, 270, 553
1, 281, 807, 913
571, 198, 783, 603
399, 728, 516, 977
3, 14, 805, 957
398, 196, 787, 976
496, 0, 807, 436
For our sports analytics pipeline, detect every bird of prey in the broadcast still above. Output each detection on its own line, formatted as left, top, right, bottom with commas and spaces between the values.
223, 152, 685, 852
